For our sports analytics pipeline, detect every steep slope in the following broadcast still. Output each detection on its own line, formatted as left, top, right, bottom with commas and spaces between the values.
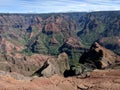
98, 36, 120, 55
79, 42, 120, 69
77, 11, 120, 54
0, 53, 50, 76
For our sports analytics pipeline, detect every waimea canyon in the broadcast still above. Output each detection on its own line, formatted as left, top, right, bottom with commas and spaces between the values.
0, 11, 120, 90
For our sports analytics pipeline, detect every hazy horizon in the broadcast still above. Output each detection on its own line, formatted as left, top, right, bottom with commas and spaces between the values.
0, 0, 120, 13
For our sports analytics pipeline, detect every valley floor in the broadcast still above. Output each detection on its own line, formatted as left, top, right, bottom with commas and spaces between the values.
0, 69, 120, 90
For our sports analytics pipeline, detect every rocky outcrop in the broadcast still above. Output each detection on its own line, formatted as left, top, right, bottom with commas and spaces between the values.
79, 42, 120, 69
64, 37, 83, 49
33, 57, 60, 77
43, 23, 60, 34
0, 54, 50, 76
57, 52, 70, 74
33, 52, 70, 77
59, 37, 84, 53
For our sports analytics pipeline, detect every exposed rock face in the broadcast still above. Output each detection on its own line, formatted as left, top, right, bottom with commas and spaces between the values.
79, 42, 120, 69
0, 54, 50, 76
64, 37, 83, 49
59, 37, 84, 53
35, 57, 60, 77
0, 37, 24, 55
43, 23, 59, 34
42, 15, 77, 35
57, 52, 70, 74
34, 52, 70, 77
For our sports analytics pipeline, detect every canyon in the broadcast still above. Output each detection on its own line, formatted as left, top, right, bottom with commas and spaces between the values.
0, 11, 120, 89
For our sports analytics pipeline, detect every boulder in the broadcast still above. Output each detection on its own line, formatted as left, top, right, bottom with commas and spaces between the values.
35, 57, 60, 77
57, 52, 70, 74
33, 52, 70, 77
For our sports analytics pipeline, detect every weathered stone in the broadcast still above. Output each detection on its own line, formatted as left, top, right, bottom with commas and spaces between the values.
41, 58, 60, 77
57, 52, 70, 75
33, 52, 70, 77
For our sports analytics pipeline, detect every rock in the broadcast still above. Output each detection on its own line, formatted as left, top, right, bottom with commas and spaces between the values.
79, 42, 120, 69
64, 37, 83, 49
38, 57, 60, 77
57, 52, 70, 75
33, 52, 70, 77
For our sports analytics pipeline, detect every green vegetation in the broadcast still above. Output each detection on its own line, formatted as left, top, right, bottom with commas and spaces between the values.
1, 11, 119, 62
